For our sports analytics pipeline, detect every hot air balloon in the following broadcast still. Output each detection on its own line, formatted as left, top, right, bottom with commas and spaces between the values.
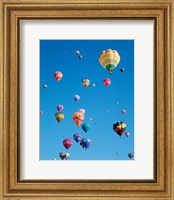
89, 118, 92, 122
92, 83, 96, 87
80, 138, 91, 150
56, 104, 64, 112
43, 84, 47, 89
78, 55, 83, 60
78, 108, 85, 114
121, 110, 126, 114
82, 78, 90, 87
40, 111, 43, 115
54, 71, 63, 81
82, 123, 90, 133
99, 49, 120, 75
120, 68, 125, 72
74, 95, 80, 101
73, 134, 82, 143
75, 50, 80, 55
103, 78, 111, 86
128, 153, 134, 159
72, 111, 84, 126
125, 132, 130, 137
55, 112, 64, 123
113, 121, 127, 137
59, 152, 70, 160
63, 139, 72, 150
116, 152, 119, 155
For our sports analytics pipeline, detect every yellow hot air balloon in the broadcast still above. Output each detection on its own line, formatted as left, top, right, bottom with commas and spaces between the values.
55, 112, 64, 123
72, 111, 84, 126
99, 49, 120, 75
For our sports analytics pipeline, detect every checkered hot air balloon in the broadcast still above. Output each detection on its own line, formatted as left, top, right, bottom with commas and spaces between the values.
99, 49, 120, 75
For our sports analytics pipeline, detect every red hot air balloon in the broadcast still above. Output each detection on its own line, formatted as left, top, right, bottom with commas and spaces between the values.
63, 139, 72, 149
103, 78, 111, 86
40, 111, 43, 115
54, 71, 63, 81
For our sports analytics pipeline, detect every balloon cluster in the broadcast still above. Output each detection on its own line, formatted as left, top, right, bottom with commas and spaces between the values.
75, 50, 83, 60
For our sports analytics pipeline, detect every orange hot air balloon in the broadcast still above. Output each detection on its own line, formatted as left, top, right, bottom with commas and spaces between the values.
72, 111, 84, 126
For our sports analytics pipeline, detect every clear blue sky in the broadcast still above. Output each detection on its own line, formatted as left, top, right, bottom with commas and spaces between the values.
40, 40, 134, 160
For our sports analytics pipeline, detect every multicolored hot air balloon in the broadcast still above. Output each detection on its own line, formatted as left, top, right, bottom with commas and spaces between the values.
43, 84, 47, 89
78, 108, 85, 114
113, 121, 127, 137
63, 139, 72, 149
56, 104, 64, 112
55, 112, 64, 123
72, 111, 84, 126
74, 95, 80, 101
128, 153, 134, 159
99, 49, 120, 75
54, 71, 63, 81
103, 78, 111, 86
59, 152, 70, 160
73, 134, 82, 143
75, 50, 80, 55
82, 78, 90, 87
125, 132, 130, 137
80, 138, 91, 150
82, 123, 90, 133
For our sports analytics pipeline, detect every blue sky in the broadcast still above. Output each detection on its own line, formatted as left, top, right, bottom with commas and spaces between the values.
40, 40, 134, 160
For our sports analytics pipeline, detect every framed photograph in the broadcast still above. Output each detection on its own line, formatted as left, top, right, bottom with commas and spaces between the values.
0, 0, 173, 199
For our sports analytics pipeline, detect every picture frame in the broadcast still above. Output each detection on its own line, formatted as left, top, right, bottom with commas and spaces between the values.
0, 0, 173, 199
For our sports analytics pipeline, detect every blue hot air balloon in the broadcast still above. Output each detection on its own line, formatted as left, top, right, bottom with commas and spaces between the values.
82, 123, 90, 133
80, 138, 91, 150
73, 134, 82, 143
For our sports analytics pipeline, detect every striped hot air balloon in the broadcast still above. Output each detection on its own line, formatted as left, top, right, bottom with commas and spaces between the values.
99, 49, 120, 75
54, 71, 63, 81
72, 111, 84, 126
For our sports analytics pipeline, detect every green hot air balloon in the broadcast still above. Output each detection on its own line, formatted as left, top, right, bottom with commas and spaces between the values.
82, 123, 90, 133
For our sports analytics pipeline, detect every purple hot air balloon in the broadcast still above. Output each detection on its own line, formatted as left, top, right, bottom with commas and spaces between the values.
74, 95, 80, 101
56, 104, 64, 112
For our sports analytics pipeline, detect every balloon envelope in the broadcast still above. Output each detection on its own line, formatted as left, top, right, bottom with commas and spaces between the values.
73, 111, 84, 126
73, 134, 82, 143
78, 108, 85, 114
78, 55, 83, 59
80, 138, 92, 150
40, 111, 43, 115
128, 153, 134, 159
63, 139, 72, 149
74, 95, 80, 101
99, 49, 120, 74
59, 152, 70, 160
54, 71, 63, 81
43, 84, 47, 89
75, 50, 80, 55
82, 123, 90, 133
125, 132, 130, 137
82, 78, 90, 87
120, 68, 125, 72
113, 121, 127, 136
121, 110, 126, 114
103, 78, 111, 86
56, 104, 64, 112
55, 112, 64, 123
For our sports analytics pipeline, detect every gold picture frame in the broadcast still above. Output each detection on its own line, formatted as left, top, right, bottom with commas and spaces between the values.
0, 0, 173, 199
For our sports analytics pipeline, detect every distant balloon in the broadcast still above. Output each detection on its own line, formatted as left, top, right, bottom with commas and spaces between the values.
40, 111, 43, 115
78, 55, 83, 60
103, 78, 111, 86
82, 123, 90, 133
56, 104, 64, 112
82, 78, 90, 87
73, 111, 84, 126
59, 152, 70, 160
116, 152, 119, 155
125, 132, 130, 137
113, 121, 127, 137
106, 109, 109, 112
63, 139, 72, 150
52, 158, 56, 160
128, 153, 134, 159
43, 84, 47, 89
89, 118, 92, 122
78, 108, 85, 114
99, 49, 120, 75
75, 50, 80, 55
55, 112, 64, 123
120, 68, 125, 72
73, 134, 82, 143
92, 83, 96, 87
74, 95, 80, 101
121, 110, 126, 114
80, 138, 92, 150
116, 102, 119, 104
54, 71, 63, 81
